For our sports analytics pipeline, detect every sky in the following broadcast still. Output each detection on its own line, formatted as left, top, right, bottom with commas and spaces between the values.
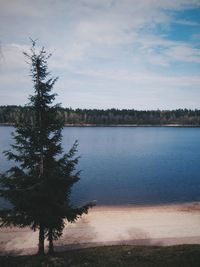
0, 0, 200, 110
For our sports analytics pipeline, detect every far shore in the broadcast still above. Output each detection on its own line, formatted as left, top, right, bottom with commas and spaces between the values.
1, 202, 200, 255
1, 123, 200, 127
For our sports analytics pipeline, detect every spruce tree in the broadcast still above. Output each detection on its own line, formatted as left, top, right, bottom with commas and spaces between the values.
0, 40, 93, 255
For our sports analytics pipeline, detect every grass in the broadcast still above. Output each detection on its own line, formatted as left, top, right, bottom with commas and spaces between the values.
0, 245, 200, 267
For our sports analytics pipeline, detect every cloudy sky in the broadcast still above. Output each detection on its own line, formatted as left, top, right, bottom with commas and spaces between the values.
0, 0, 200, 110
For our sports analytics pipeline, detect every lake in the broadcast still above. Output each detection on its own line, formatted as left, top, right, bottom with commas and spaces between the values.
0, 126, 200, 205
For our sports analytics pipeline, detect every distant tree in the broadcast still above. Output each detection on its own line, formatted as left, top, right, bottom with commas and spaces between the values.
1, 106, 200, 126
0, 40, 93, 255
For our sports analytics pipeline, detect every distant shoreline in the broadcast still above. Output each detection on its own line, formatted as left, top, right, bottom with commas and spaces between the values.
1, 123, 200, 127
64, 124, 200, 127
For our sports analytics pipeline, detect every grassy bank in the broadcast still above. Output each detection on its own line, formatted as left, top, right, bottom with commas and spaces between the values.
1, 245, 200, 267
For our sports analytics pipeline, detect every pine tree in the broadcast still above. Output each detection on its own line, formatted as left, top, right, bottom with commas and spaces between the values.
0, 40, 93, 255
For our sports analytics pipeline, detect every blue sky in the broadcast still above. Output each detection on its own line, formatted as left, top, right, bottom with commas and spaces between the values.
0, 0, 200, 110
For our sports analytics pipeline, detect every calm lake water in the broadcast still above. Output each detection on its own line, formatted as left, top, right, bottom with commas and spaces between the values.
0, 126, 200, 205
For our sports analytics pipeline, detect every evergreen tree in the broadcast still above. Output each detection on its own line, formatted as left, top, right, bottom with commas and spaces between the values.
0, 40, 93, 255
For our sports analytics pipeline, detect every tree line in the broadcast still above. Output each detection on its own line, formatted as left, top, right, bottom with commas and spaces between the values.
1, 106, 200, 125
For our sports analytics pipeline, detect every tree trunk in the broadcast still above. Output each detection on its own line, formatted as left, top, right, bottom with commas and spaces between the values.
48, 228, 54, 254
38, 224, 45, 255
36, 62, 45, 256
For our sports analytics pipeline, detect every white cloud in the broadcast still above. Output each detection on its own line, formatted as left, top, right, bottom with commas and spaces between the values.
166, 45, 200, 63
73, 68, 200, 88
0, 43, 29, 72
0, 0, 200, 108
175, 19, 200, 26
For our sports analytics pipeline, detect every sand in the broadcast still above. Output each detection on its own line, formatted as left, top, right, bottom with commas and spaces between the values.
1, 202, 200, 255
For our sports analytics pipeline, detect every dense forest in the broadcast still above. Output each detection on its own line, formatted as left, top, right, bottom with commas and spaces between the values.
1, 105, 200, 126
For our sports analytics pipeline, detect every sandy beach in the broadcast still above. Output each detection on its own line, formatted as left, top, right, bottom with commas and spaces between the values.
1, 202, 200, 255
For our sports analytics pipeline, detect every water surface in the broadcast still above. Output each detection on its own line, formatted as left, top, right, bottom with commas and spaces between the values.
1, 126, 200, 205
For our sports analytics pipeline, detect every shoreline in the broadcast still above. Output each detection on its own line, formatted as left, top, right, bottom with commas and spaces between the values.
1, 202, 200, 255
1, 123, 200, 127
89, 201, 200, 214
64, 124, 200, 127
